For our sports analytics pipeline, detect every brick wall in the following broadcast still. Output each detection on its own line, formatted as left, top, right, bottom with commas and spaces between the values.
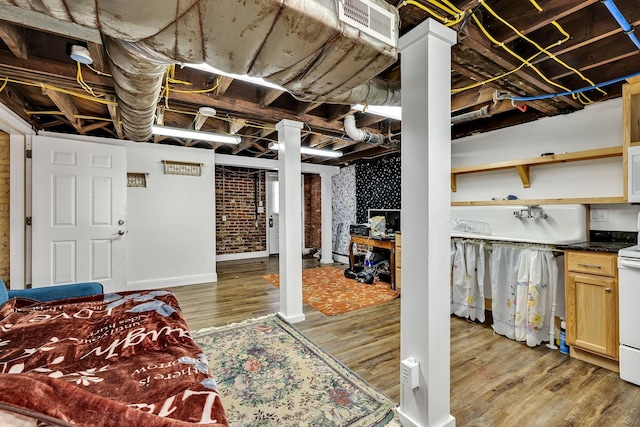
0, 133, 9, 287
215, 166, 267, 255
304, 174, 322, 249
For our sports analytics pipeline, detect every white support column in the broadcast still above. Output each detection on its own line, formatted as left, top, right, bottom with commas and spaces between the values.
397, 19, 456, 427
320, 172, 334, 264
276, 119, 305, 323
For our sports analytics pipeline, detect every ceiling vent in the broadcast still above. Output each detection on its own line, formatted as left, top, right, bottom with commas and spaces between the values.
338, 0, 398, 47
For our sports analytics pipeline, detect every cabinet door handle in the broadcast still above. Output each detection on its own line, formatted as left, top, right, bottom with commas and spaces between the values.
605, 288, 612, 292
577, 263, 602, 269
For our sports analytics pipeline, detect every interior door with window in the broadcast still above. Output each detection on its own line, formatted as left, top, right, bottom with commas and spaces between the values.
31, 136, 127, 292
266, 172, 279, 255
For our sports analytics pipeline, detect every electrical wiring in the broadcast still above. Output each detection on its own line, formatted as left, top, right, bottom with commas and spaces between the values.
0, 77, 7, 94
85, 63, 112, 78
478, 0, 606, 98
397, 0, 464, 27
0, 75, 118, 105
509, 70, 640, 102
469, 12, 594, 105
452, 18, 572, 95
76, 62, 104, 98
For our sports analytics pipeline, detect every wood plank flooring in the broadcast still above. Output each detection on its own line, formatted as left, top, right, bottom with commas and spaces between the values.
169, 257, 640, 426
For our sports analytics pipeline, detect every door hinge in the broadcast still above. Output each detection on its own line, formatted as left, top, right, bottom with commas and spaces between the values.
26, 216, 32, 226
26, 149, 32, 158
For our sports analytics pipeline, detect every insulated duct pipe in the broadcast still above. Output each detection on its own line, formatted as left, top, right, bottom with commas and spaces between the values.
103, 37, 173, 142
6, 0, 401, 142
343, 114, 385, 145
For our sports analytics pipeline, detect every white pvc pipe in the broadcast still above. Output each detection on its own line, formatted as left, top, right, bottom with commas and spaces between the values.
343, 114, 385, 145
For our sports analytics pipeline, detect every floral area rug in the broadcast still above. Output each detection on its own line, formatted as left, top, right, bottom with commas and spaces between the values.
261, 266, 399, 316
193, 314, 400, 427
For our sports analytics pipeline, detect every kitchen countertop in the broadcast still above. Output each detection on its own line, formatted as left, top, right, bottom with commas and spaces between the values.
557, 231, 637, 253
558, 241, 635, 253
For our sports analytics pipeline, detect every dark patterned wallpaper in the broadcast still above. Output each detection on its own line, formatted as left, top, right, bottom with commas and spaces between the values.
355, 153, 401, 224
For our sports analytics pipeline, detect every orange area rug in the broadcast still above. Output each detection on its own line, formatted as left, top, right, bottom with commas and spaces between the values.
261, 266, 399, 316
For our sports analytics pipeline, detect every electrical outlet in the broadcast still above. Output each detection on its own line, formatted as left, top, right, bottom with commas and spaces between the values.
222, 215, 227, 222
401, 357, 420, 389
590, 208, 609, 222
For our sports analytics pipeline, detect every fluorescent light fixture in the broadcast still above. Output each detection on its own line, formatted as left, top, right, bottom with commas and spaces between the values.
352, 104, 402, 121
269, 142, 342, 158
152, 125, 241, 144
186, 63, 285, 91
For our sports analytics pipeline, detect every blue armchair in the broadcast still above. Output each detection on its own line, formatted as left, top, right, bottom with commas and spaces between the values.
0, 280, 103, 306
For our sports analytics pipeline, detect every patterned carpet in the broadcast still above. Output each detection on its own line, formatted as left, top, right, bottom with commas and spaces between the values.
193, 314, 400, 427
261, 266, 399, 316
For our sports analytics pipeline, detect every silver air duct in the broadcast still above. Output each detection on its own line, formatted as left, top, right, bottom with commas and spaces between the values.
1, 0, 401, 142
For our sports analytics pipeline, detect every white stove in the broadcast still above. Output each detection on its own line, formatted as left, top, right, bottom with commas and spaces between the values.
619, 216, 640, 386
618, 244, 640, 259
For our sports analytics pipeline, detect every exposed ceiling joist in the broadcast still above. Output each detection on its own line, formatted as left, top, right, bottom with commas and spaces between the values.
43, 88, 84, 133
0, 21, 27, 60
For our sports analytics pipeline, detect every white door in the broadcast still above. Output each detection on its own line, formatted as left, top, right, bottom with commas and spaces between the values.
266, 172, 279, 254
31, 136, 127, 292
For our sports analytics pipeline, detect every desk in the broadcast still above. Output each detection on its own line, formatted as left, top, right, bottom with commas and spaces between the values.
349, 235, 396, 290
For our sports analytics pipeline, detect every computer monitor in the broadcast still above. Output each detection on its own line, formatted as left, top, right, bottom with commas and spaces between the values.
368, 209, 401, 232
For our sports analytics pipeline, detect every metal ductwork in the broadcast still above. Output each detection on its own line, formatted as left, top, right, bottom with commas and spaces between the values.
102, 37, 172, 142
344, 114, 385, 145
3, 0, 401, 142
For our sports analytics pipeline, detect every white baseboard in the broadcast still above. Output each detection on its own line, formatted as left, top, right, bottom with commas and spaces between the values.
333, 254, 350, 265
397, 409, 455, 427
126, 273, 218, 291
216, 251, 269, 262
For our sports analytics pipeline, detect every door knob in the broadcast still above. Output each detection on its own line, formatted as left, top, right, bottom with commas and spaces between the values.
117, 230, 125, 236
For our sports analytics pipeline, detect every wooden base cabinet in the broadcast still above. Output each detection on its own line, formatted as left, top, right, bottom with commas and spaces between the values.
565, 250, 619, 369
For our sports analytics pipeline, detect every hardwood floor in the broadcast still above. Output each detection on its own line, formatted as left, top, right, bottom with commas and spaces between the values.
170, 257, 640, 426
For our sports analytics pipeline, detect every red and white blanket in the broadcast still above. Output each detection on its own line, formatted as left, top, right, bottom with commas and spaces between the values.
0, 290, 228, 426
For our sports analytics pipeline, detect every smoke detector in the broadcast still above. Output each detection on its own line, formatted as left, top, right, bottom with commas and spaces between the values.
70, 45, 93, 65
198, 106, 217, 117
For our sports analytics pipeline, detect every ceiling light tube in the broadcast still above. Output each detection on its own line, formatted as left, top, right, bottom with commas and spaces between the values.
352, 104, 402, 121
152, 125, 241, 144
268, 142, 342, 158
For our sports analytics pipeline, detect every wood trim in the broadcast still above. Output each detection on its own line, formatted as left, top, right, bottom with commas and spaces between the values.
452, 197, 626, 206
451, 146, 622, 192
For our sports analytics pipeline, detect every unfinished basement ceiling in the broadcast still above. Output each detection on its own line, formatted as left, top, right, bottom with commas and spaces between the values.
0, 0, 639, 166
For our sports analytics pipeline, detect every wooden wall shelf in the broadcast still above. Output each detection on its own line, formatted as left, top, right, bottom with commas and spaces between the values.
451, 146, 623, 192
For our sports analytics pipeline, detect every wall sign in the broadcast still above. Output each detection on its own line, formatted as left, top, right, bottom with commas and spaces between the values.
163, 160, 202, 176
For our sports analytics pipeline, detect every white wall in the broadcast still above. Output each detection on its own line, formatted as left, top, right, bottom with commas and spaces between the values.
28, 132, 218, 290
452, 98, 640, 231
452, 99, 624, 201
125, 142, 217, 289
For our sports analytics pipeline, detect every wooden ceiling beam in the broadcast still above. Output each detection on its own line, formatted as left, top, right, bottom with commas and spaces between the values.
86, 42, 110, 75
0, 50, 113, 91
484, 0, 599, 44
297, 101, 323, 115
168, 90, 345, 134
106, 95, 124, 139
451, 87, 496, 112
529, 15, 640, 67
326, 104, 351, 122
44, 88, 83, 133
214, 76, 234, 98
0, 83, 31, 123
258, 88, 284, 108
0, 21, 27, 59
460, 24, 583, 110
451, 62, 560, 115
79, 121, 110, 133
